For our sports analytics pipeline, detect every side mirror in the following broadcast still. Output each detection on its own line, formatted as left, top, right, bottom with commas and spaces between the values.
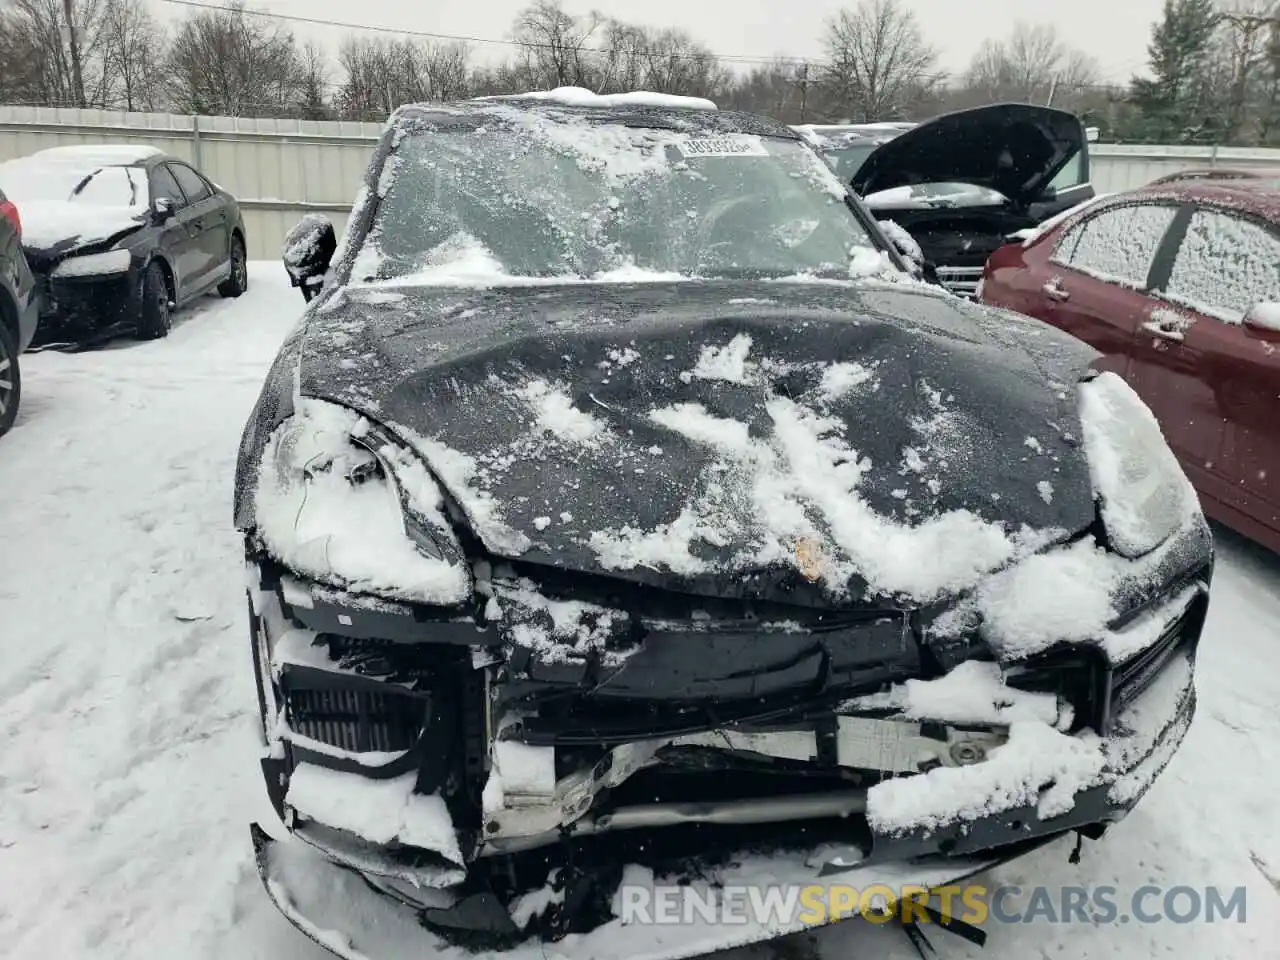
1035, 186, 1059, 203
1244, 302, 1280, 334
282, 213, 337, 302
153, 197, 175, 223
876, 218, 926, 277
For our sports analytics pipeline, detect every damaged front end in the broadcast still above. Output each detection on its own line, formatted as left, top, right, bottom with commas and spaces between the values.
244, 528, 1210, 960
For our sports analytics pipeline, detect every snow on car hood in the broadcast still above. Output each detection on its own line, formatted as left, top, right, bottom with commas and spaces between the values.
15, 203, 146, 254
0, 155, 150, 254
850, 103, 1086, 207
291, 280, 1099, 605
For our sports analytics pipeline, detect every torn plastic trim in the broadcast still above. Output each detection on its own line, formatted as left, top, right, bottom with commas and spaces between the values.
251, 822, 1009, 960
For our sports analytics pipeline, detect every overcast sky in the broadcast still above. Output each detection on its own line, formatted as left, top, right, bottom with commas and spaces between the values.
221, 0, 1166, 83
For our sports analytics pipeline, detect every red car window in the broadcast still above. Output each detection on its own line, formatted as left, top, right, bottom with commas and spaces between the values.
1050, 203, 1178, 289
1161, 210, 1280, 323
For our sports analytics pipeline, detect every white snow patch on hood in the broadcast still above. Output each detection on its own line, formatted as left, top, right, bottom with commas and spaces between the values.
688, 333, 755, 384
395, 428, 534, 556
517, 379, 605, 443
819, 361, 876, 401
589, 394, 1033, 601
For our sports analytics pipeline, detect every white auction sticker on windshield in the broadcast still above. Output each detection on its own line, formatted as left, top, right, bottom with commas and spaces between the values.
676, 136, 770, 158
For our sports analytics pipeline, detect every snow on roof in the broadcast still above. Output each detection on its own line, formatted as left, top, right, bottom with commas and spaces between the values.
30, 144, 163, 165
483, 86, 718, 111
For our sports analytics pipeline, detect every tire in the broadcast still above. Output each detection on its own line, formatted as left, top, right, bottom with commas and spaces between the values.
0, 320, 20, 438
134, 261, 172, 340
218, 235, 248, 298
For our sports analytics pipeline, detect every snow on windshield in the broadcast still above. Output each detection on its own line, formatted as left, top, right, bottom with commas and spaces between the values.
0, 157, 148, 208
350, 108, 881, 287
0, 156, 150, 247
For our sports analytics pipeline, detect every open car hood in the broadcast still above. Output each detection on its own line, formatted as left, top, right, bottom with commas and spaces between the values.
849, 103, 1087, 207
281, 280, 1100, 607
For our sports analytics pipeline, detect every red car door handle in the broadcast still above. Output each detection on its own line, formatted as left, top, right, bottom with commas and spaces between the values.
1147, 323, 1184, 342
1042, 279, 1070, 301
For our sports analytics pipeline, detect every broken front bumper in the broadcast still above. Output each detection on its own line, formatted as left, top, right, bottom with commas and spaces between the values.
244, 539, 1208, 960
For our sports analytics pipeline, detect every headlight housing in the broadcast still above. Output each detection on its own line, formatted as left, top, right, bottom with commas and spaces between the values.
1078, 372, 1199, 558
50, 248, 132, 278
254, 397, 472, 605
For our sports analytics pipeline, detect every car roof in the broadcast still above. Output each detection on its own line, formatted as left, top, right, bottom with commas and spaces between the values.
28, 144, 167, 167
1125, 176, 1280, 222
1149, 166, 1280, 185
392, 96, 802, 141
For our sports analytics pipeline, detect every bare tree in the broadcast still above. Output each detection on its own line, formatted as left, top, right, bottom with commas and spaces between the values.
963, 21, 1103, 111
294, 41, 331, 120
1217, 2, 1277, 139
167, 1, 302, 117
820, 0, 939, 120
718, 60, 808, 120
2, 0, 112, 106
594, 20, 726, 97
509, 0, 603, 90
99, 0, 167, 110
336, 38, 472, 119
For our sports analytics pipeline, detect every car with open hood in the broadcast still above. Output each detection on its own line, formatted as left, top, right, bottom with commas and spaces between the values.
0, 145, 248, 345
799, 105, 1095, 298
236, 89, 1211, 960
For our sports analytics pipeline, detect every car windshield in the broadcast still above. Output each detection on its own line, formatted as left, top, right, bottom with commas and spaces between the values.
352, 110, 882, 285
821, 143, 881, 181
0, 160, 148, 209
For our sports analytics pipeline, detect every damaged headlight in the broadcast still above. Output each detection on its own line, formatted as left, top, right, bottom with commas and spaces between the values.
253, 397, 472, 605
1078, 372, 1199, 559
50, 248, 133, 278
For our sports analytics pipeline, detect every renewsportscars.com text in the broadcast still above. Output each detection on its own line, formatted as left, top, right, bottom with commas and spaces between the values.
617, 883, 1249, 927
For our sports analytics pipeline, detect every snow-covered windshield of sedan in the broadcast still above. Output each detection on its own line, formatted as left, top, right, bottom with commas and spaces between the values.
352, 115, 884, 284
0, 161, 149, 209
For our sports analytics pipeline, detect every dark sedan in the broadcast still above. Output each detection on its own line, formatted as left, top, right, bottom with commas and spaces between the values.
979, 176, 1280, 555
0, 145, 248, 344
238, 93, 1211, 960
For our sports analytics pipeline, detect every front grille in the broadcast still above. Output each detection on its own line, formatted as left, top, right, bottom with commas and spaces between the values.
286, 686, 427, 753
936, 266, 984, 298
1110, 605, 1196, 717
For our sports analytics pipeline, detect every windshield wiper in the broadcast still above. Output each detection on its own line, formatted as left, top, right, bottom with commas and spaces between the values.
70, 168, 104, 198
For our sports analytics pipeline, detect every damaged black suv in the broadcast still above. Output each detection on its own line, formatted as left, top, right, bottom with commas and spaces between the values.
235, 91, 1212, 960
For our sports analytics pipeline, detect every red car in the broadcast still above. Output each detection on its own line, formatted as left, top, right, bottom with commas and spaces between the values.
980, 176, 1280, 552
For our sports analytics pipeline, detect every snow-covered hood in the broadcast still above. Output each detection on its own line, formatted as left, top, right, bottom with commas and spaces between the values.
17, 202, 145, 259
850, 104, 1086, 207
291, 281, 1099, 605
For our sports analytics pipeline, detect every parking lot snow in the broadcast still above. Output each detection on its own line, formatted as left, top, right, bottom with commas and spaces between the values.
0, 264, 1277, 959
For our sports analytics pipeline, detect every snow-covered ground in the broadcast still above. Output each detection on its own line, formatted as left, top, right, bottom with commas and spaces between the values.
1, 264, 1277, 959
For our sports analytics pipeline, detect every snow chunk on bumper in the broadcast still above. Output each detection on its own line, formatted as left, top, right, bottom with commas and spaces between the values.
866, 648, 1195, 836
285, 763, 464, 868
847, 659, 1066, 727
867, 722, 1107, 834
